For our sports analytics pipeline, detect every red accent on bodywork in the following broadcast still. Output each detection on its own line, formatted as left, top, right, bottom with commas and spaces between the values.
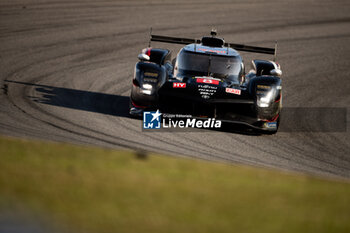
275, 92, 282, 102
131, 100, 146, 109
267, 114, 279, 122
132, 79, 140, 86
145, 48, 151, 57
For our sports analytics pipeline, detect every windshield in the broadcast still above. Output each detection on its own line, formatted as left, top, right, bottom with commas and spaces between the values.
175, 50, 242, 81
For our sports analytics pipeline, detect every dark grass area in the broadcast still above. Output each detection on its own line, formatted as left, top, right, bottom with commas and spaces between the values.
0, 136, 350, 233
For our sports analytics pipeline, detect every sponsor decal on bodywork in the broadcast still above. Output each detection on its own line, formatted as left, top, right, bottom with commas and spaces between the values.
196, 78, 220, 85
225, 88, 241, 95
265, 122, 277, 128
197, 48, 226, 54
173, 82, 186, 88
198, 84, 217, 99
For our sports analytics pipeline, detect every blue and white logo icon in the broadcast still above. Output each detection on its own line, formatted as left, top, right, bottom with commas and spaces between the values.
143, 110, 162, 129
265, 122, 277, 128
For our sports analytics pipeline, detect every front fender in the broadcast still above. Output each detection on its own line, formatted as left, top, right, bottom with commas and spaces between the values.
248, 76, 282, 120
131, 62, 167, 107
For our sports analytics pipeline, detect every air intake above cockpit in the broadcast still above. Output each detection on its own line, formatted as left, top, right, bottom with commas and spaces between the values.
201, 36, 225, 47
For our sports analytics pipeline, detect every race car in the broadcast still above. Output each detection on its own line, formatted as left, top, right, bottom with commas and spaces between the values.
130, 30, 282, 133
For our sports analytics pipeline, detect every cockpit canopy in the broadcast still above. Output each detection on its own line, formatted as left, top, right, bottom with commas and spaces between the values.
174, 48, 244, 82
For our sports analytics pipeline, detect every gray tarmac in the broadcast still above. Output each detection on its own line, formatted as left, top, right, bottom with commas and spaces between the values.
0, 0, 349, 178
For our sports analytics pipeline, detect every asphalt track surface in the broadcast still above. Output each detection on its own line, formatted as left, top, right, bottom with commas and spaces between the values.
1, 0, 349, 178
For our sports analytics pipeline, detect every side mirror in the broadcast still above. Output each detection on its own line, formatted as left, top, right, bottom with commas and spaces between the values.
138, 53, 150, 61
270, 68, 282, 76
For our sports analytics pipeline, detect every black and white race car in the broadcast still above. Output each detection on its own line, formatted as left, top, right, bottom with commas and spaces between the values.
130, 30, 282, 133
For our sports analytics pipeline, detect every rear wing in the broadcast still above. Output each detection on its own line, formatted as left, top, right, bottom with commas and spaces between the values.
150, 34, 277, 60
150, 34, 200, 45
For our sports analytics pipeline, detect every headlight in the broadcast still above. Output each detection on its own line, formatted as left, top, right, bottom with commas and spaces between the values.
140, 84, 153, 95
141, 89, 152, 95
142, 84, 153, 90
257, 90, 274, 108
